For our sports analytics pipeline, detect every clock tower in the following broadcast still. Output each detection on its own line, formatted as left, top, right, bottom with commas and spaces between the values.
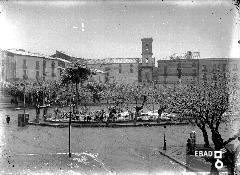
140, 38, 155, 83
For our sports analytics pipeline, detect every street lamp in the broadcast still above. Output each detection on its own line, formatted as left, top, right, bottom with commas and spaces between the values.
23, 83, 26, 117
20, 80, 26, 119
69, 97, 74, 158
163, 125, 167, 150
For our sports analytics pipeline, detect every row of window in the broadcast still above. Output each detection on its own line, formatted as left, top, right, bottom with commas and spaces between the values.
104, 64, 134, 73
201, 64, 237, 72
119, 68, 134, 73
22, 70, 56, 79
22, 60, 56, 69
165, 62, 197, 67
161, 63, 239, 72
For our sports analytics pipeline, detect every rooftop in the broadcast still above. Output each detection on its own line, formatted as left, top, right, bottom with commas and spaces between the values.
6, 49, 55, 60
91, 68, 105, 74
54, 57, 71, 63
162, 51, 200, 60
86, 58, 139, 64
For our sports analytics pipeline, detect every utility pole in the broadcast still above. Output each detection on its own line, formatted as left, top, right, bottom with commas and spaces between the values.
23, 82, 26, 117
69, 97, 74, 158
69, 108, 72, 157
163, 125, 167, 150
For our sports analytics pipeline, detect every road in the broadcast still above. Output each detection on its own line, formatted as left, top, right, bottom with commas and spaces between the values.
0, 108, 237, 175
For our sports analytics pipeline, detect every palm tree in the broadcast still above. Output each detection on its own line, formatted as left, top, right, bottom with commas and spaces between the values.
61, 62, 93, 111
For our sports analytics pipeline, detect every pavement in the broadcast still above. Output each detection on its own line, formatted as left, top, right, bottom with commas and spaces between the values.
158, 145, 233, 175
158, 146, 207, 175
1, 107, 238, 175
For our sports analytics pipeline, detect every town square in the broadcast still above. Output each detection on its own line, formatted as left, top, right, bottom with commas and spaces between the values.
1, 1, 240, 175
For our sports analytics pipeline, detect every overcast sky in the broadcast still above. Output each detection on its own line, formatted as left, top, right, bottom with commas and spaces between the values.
0, 0, 240, 61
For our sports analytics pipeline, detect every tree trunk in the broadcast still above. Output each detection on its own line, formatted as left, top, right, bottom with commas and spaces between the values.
211, 129, 224, 150
200, 126, 210, 148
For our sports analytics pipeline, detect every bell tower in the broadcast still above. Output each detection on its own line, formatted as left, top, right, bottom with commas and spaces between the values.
140, 38, 155, 83
141, 38, 154, 66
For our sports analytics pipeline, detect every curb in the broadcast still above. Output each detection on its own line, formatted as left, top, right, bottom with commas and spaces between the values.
159, 150, 205, 175
27, 121, 189, 128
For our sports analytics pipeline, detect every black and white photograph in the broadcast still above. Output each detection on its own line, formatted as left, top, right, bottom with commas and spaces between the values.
0, 0, 240, 174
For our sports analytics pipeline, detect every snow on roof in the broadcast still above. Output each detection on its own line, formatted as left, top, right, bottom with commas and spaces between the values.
86, 58, 139, 64
6, 49, 55, 60
91, 68, 105, 74
56, 50, 81, 59
54, 57, 71, 63
162, 51, 200, 60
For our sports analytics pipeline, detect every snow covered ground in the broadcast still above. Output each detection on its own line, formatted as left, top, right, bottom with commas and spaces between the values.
0, 108, 238, 175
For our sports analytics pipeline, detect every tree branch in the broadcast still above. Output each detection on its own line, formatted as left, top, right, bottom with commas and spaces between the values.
223, 133, 240, 147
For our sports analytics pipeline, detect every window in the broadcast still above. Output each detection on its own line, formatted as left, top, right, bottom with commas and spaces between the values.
146, 58, 149, 64
119, 64, 122, 73
202, 65, 207, 72
23, 70, 27, 75
60, 69, 63, 76
23, 59, 27, 68
2, 69, 4, 78
213, 64, 216, 72
222, 64, 226, 71
192, 61, 196, 67
36, 61, 39, 70
43, 60, 46, 68
130, 64, 133, 73
233, 64, 238, 71
51, 61, 55, 68
177, 62, 181, 68
23, 70, 28, 79
36, 71, 39, 78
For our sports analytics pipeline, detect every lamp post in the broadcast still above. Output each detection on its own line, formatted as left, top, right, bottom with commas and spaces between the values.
23, 83, 26, 118
69, 97, 74, 158
163, 125, 167, 150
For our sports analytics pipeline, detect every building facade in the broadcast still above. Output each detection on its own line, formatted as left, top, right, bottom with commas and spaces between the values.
156, 58, 199, 84
156, 56, 240, 86
1, 38, 239, 86
0, 49, 65, 82
86, 58, 139, 84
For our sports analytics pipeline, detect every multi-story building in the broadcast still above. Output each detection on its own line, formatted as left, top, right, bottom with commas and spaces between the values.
156, 56, 240, 86
199, 58, 240, 85
0, 49, 67, 82
1, 38, 239, 86
156, 55, 199, 85
86, 58, 139, 84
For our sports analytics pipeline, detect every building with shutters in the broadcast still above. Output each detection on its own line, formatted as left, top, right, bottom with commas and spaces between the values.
156, 57, 199, 85
0, 49, 69, 82
86, 58, 139, 84
1, 38, 239, 86
156, 56, 240, 86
